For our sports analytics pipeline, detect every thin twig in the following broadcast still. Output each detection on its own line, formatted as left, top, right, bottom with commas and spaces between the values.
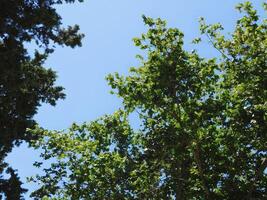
205, 33, 231, 60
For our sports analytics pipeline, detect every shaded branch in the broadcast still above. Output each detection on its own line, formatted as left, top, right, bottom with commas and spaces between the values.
193, 142, 211, 200
247, 157, 267, 199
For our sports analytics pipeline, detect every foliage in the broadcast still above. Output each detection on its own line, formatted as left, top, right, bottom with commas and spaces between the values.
0, 0, 84, 198
30, 2, 266, 199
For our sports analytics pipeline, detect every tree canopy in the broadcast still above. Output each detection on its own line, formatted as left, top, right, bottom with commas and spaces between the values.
29, 1, 266, 199
0, 0, 84, 198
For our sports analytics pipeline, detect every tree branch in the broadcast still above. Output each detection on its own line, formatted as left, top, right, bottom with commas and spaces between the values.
194, 142, 211, 200
247, 157, 267, 199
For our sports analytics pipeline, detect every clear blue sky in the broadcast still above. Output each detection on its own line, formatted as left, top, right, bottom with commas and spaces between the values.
6, 0, 264, 198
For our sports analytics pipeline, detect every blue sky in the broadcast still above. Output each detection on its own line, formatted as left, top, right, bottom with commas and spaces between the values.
6, 0, 265, 198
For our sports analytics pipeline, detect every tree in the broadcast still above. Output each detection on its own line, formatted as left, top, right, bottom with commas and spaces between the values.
30, 2, 266, 199
0, 0, 84, 198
